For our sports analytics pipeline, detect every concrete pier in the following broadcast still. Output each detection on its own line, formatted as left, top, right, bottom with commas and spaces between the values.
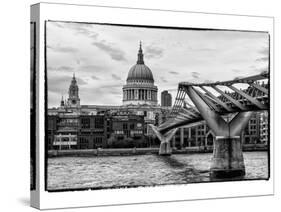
159, 142, 172, 156
210, 136, 245, 178
149, 124, 178, 156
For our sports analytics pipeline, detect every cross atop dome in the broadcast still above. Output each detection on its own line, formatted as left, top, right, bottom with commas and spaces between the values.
137, 41, 144, 64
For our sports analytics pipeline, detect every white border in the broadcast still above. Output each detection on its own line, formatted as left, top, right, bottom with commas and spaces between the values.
32, 2, 274, 209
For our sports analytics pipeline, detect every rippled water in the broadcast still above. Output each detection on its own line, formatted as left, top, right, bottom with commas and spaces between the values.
47, 152, 268, 191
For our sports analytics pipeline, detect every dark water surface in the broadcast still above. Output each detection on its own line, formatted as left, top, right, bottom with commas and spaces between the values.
47, 151, 268, 191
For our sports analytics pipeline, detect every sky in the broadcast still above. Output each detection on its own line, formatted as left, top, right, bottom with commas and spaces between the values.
47, 21, 269, 108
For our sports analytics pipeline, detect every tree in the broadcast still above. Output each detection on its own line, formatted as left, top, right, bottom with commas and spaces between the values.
107, 134, 116, 148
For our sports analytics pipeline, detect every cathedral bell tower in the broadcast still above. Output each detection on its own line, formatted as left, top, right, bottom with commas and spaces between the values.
67, 73, 80, 107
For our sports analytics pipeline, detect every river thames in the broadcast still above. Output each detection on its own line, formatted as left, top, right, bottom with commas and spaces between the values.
47, 151, 269, 191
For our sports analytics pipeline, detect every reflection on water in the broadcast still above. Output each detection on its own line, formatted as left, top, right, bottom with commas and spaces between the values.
47, 152, 268, 191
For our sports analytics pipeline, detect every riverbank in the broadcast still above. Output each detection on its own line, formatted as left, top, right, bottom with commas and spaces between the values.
48, 148, 159, 157
48, 145, 267, 157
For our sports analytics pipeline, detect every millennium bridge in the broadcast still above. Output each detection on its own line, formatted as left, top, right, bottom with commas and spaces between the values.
150, 72, 269, 178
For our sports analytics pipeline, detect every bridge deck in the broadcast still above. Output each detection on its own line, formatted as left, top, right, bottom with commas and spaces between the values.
157, 73, 269, 133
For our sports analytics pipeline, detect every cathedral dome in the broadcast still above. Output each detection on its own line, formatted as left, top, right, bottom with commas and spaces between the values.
127, 64, 154, 82
126, 42, 154, 83
123, 42, 158, 106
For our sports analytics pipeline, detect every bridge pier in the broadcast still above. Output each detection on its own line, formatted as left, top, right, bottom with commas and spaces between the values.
211, 136, 245, 178
149, 125, 178, 156
159, 142, 172, 156
185, 86, 253, 178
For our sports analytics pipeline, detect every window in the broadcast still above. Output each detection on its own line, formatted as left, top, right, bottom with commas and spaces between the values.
95, 117, 104, 129
115, 130, 124, 134
94, 137, 102, 144
81, 131, 91, 135
62, 137, 69, 142
80, 137, 89, 144
191, 128, 196, 136
81, 118, 90, 129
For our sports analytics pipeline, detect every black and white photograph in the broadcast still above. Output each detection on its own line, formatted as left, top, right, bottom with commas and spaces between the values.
45, 20, 270, 192
2, 0, 281, 211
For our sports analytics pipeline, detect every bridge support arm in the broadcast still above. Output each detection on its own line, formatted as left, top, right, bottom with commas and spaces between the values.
184, 86, 228, 136
184, 85, 254, 178
229, 111, 253, 136
149, 125, 178, 156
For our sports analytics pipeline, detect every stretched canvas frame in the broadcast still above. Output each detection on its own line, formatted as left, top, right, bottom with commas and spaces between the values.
30, 2, 274, 210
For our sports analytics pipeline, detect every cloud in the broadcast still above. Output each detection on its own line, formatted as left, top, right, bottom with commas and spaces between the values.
55, 22, 99, 40
92, 41, 127, 61
191, 71, 200, 79
91, 75, 100, 80
258, 46, 269, 55
79, 64, 109, 73
232, 69, 242, 73
256, 57, 268, 62
169, 71, 179, 75
47, 44, 78, 53
76, 77, 88, 85
99, 83, 123, 89
78, 87, 122, 106
166, 88, 178, 92
256, 67, 269, 74
204, 79, 214, 83
249, 65, 268, 74
109, 90, 122, 95
111, 74, 122, 80
48, 66, 74, 72
48, 75, 72, 93
160, 77, 168, 83
145, 45, 164, 59
188, 46, 216, 52
255, 46, 269, 62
